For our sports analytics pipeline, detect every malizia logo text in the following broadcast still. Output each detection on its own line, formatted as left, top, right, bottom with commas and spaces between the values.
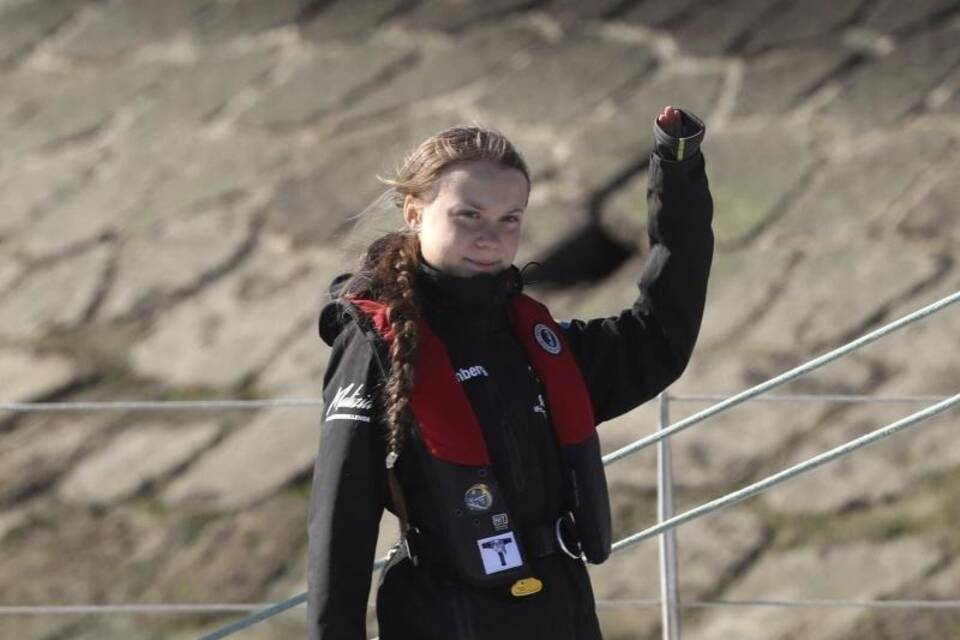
326, 383, 374, 423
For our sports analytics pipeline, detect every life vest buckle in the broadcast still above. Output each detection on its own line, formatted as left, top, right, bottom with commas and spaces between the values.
555, 512, 584, 560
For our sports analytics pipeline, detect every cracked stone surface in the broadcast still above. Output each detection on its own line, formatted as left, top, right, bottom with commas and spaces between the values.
664, 353, 877, 488
825, 23, 960, 130
765, 399, 960, 514
334, 24, 545, 125
693, 248, 800, 350
0, 508, 28, 543
257, 318, 329, 394
684, 537, 943, 640
149, 494, 307, 599
0, 0, 85, 65
842, 558, 960, 639
50, 0, 300, 61
0, 147, 100, 239
747, 237, 945, 352
129, 48, 281, 132
300, 0, 410, 43
239, 42, 415, 130
864, 0, 960, 34
130, 242, 337, 388
59, 420, 222, 505
765, 306, 960, 514
621, 0, 706, 27
0, 249, 25, 297
0, 241, 112, 340
161, 395, 320, 510
2, 3, 960, 638
260, 116, 448, 250
590, 506, 768, 637
568, 66, 725, 199
0, 501, 162, 639
0, 415, 113, 505
704, 125, 814, 247
1, 62, 165, 158
742, 0, 865, 54
99, 202, 259, 319
398, 0, 539, 33
666, 0, 779, 56
764, 123, 957, 249
898, 154, 960, 245
474, 34, 656, 127
735, 44, 856, 116
512, 187, 599, 267
0, 347, 77, 402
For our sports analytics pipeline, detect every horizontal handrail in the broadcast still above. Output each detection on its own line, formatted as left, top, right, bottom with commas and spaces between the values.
611, 393, 960, 554
603, 290, 960, 467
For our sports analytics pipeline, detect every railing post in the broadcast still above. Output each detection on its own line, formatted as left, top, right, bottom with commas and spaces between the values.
657, 391, 681, 640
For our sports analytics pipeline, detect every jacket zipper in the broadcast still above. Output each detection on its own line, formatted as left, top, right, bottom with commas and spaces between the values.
500, 415, 527, 493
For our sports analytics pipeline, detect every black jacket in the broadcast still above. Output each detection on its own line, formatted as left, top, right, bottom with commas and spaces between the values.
306, 150, 714, 640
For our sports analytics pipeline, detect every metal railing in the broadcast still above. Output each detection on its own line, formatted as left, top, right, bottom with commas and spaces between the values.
0, 290, 956, 640
634, 391, 959, 640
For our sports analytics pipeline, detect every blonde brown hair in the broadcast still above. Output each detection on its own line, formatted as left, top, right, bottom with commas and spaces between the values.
342, 125, 529, 467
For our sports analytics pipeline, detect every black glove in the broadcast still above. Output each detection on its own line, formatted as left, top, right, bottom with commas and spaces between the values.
653, 108, 705, 161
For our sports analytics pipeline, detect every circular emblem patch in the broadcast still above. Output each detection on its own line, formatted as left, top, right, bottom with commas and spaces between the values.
464, 483, 494, 513
534, 323, 562, 355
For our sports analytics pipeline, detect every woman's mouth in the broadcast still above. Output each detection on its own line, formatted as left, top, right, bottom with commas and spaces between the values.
464, 258, 500, 269
465, 258, 500, 269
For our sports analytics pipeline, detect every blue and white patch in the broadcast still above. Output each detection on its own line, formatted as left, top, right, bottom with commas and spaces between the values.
464, 483, 494, 512
477, 532, 522, 574
534, 323, 562, 355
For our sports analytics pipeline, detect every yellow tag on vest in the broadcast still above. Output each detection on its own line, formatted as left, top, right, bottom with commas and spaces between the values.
510, 577, 543, 597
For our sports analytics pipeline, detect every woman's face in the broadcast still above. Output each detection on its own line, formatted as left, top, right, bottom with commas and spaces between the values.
404, 160, 529, 278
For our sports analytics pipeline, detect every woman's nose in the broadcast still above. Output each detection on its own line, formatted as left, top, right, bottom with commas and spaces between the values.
475, 223, 500, 247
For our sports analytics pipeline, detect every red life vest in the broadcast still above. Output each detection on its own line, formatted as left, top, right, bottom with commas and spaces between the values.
350, 293, 596, 465
350, 292, 611, 586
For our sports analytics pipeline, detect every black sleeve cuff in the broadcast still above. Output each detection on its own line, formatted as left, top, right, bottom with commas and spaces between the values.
653, 108, 705, 161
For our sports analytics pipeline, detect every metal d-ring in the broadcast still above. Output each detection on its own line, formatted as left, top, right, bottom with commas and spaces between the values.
555, 514, 584, 560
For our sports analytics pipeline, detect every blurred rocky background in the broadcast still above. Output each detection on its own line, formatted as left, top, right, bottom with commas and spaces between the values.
1, 0, 959, 638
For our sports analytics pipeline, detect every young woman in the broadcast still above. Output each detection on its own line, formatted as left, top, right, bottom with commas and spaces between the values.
307, 107, 713, 640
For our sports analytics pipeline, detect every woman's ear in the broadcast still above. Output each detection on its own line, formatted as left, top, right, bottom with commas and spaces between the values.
403, 195, 422, 231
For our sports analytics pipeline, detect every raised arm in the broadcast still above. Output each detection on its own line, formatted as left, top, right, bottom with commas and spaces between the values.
307, 322, 387, 640
559, 107, 714, 424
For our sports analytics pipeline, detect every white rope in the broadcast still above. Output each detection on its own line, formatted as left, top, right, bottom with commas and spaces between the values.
0, 398, 324, 413
669, 394, 950, 404
7, 597, 960, 616
603, 290, 960, 466
0, 604, 274, 615
594, 598, 960, 610
0, 394, 950, 415
611, 393, 960, 553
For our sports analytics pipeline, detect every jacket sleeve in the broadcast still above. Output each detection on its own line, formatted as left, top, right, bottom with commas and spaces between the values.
306, 322, 387, 640
559, 150, 714, 424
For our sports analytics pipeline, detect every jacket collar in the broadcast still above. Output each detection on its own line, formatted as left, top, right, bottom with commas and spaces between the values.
415, 257, 523, 335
